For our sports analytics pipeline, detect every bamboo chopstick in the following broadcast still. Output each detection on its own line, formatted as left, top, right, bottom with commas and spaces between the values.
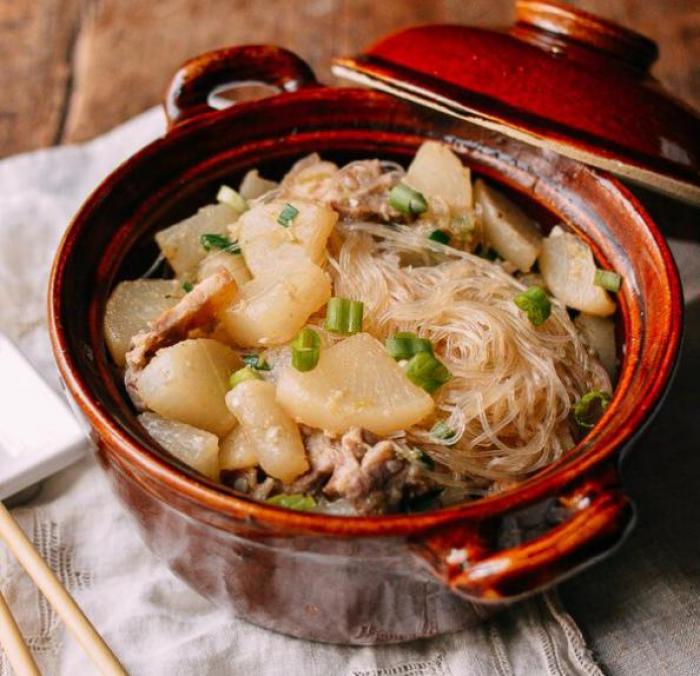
0, 589, 40, 676
0, 502, 127, 676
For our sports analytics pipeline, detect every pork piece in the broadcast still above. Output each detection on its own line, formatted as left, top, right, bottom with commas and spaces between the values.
222, 467, 277, 500
292, 428, 434, 514
322, 429, 406, 513
224, 426, 437, 515
124, 268, 237, 408
327, 160, 400, 221
285, 426, 340, 494
278, 155, 400, 222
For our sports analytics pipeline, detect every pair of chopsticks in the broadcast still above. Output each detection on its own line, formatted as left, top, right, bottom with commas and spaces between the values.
0, 502, 126, 675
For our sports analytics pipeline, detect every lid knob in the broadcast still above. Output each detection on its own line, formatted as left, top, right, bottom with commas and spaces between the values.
513, 0, 658, 73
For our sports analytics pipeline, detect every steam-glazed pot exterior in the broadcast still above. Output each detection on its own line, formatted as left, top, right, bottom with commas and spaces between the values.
49, 46, 681, 643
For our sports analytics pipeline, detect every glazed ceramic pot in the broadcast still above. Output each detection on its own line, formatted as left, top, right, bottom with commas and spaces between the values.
49, 14, 683, 645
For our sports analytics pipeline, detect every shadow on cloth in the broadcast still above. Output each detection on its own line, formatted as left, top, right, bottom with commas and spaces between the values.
560, 296, 700, 675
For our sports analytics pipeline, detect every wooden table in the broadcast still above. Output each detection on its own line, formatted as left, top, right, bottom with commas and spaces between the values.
1, 0, 698, 159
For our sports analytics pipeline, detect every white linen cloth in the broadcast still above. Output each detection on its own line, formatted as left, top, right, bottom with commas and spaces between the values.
0, 106, 677, 676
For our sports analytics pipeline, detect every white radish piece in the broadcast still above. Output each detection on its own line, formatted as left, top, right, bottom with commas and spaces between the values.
276, 332, 434, 436
239, 169, 278, 200
280, 154, 338, 201
137, 338, 240, 436
540, 226, 616, 316
219, 425, 258, 471
237, 200, 337, 276
405, 141, 472, 215
139, 412, 219, 480
104, 279, 184, 366
225, 380, 309, 483
575, 313, 617, 379
219, 257, 331, 347
196, 251, 252, 287
155, 203, 238, 278
474, 179, 542, 272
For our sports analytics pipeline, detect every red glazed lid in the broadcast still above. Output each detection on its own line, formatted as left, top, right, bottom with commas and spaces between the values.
332, 0, 700, 205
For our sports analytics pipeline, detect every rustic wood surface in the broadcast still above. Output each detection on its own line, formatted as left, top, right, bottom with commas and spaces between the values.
1, 0, 699, 158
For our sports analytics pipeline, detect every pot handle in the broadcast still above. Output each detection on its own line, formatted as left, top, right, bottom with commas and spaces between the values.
413, 463, 634, 601
164, 45, 320, 128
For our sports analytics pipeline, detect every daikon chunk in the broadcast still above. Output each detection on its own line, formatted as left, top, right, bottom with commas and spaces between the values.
219, 425, 258, 471
137, 338, 240, 436
225, 380, 308, 483
196, 251, 252, 287
219, 257, 331, 347
475, 179, 542, 272
575, 313, 617, 378
104, 279, 184, 367
405, 141, 472, 215
238, 200, 337, 276
540, 226, 616, 316
155, 203, 238, 279
139, 412, 219, 480
276, 332, 434, 436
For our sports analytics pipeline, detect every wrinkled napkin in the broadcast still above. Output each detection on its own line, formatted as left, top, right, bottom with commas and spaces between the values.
0, 106, 696, 676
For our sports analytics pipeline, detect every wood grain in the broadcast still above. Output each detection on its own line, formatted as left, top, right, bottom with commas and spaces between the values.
0, 0, 698, 158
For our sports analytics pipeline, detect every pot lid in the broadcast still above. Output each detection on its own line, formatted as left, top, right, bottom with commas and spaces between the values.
332, 0, 700, 206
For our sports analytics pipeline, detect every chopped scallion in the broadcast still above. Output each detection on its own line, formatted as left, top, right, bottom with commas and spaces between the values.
324, 297, 364, 334
277, 203, 299, 227
431, 421, 457, 444
573, 390, 611, 429
216, 184, 248, 213
242, 354, 271, 371
200, 233, 241, 255
385, 332, 433, 361
388, 183, 428, 217
182, 281, 194, 293
514, 286, 551, 326
428, 229, 450, 245
229, 366, 261, 389
266, 493, 317, 511
405, 351, 451, 393
594, 268, 622, 293
291, 327, 321, 372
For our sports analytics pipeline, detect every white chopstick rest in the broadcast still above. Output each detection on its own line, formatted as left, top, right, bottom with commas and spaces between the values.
0, 502, 127, 675
0, 332, 86, 501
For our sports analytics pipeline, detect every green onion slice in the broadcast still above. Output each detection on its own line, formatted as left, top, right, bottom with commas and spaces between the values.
216, 184, 249, 213
277, 203, 299, 227
573, 390, 611, 429
405, 351, 451, 393
242, 354, 271, 371
291, 327, 321, 372
430, 420, 457, 444
324, 297, 364, 334
514, 286, 552, 326
428, 229, 450, 245
182, 281, 194, 293
385, 331, 433, 361
229, 366, 262, 389
266, 493, 317, 511
200, 233, 241, 255
594, 268, 622, 293
388, 183, 428, 217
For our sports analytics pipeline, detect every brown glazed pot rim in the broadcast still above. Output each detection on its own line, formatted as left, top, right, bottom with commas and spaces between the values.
49, 82, 682, 540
